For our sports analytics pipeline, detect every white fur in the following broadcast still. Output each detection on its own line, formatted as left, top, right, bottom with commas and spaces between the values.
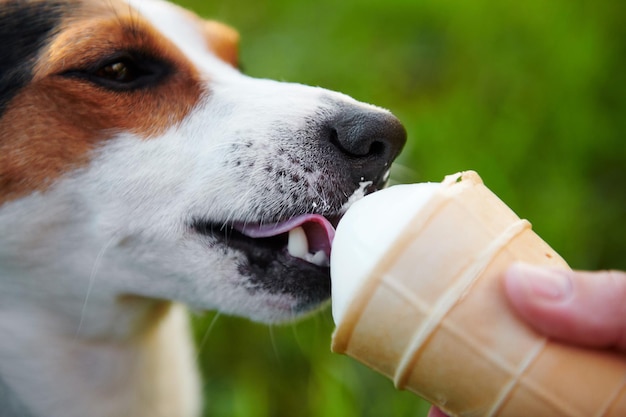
0, 0, 399, 415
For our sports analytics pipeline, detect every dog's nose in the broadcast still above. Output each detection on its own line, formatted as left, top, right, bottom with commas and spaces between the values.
327, 106, 407, 187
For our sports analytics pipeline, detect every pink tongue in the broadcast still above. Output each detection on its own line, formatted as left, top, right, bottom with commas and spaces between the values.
234, 214, 335, 256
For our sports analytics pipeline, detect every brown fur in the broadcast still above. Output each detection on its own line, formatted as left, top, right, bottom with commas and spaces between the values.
0, 0, 240, 204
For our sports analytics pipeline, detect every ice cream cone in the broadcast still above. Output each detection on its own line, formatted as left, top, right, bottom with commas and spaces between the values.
331, 171, 626, 417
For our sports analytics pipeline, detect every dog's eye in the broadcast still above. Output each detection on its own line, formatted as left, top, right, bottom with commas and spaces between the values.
62, 52, 171, 91
94, 60, 136, 83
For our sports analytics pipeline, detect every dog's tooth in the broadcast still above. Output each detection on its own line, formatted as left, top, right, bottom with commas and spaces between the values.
288, 227, 308, 258
310, 250, 330, 267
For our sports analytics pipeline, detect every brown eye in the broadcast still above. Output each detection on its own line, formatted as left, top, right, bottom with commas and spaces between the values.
95, 61, 133, 82
62, 51, 171, 91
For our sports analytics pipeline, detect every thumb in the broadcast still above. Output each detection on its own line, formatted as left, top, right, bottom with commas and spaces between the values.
503, 263, 626, 351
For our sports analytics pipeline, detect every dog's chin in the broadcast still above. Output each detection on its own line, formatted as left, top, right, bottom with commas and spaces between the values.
191, 219, 334, 321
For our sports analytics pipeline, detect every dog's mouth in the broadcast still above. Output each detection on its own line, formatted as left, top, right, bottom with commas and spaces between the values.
232, 214, 337, 267
191, 213, 340, 312
189, 182, 375, 316
193, 214, 338, 268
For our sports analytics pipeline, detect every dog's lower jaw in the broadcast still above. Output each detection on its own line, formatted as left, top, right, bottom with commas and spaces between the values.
0, 300, 201, 417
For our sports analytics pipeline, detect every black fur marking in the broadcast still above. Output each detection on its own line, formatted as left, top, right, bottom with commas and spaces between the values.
0, 0, 67, 116
239, 253, 331, 314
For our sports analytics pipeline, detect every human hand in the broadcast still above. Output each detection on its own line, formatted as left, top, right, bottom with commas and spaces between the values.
427, 263, 626, 417
503, 263, 626, 351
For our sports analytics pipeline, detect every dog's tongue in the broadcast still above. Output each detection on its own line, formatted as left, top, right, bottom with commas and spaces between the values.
234, 214, 335, 257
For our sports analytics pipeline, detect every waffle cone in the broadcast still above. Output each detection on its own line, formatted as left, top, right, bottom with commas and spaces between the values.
331, 171, 626, 417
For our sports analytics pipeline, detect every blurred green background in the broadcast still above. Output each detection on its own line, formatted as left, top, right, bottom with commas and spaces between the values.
173, 0, 626, 415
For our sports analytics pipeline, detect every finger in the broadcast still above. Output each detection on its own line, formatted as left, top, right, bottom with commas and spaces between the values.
427, 407, 450, 417
504, 263, 626, 351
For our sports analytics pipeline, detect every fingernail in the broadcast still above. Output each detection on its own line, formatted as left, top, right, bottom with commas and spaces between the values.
507, 263, 572, 300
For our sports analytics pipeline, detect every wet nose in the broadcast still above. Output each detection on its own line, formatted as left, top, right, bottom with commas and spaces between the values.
327, 106, 407, 187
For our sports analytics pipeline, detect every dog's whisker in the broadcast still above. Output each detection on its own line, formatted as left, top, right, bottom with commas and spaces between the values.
310, 187, 330, 214
198, 140, 253, 154
218, 188, 257, 233
196, 312, 222, 359
289, 315, 308, 355
388, 161, 419, 184
267, 324, 283, 365
74, 233, 118, 340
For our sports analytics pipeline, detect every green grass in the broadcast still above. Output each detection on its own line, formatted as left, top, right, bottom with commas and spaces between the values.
172, 0, 626, 415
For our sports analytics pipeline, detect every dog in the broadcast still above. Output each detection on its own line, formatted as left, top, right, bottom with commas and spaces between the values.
0, 0, 406, 415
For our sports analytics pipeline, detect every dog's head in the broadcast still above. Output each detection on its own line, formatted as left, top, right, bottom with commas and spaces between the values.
0, 0, 405, 324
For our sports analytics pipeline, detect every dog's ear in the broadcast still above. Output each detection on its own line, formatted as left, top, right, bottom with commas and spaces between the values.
202, 20, 240, 69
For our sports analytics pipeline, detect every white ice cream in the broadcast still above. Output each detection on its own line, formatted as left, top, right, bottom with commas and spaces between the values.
330, 182, 442, 324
